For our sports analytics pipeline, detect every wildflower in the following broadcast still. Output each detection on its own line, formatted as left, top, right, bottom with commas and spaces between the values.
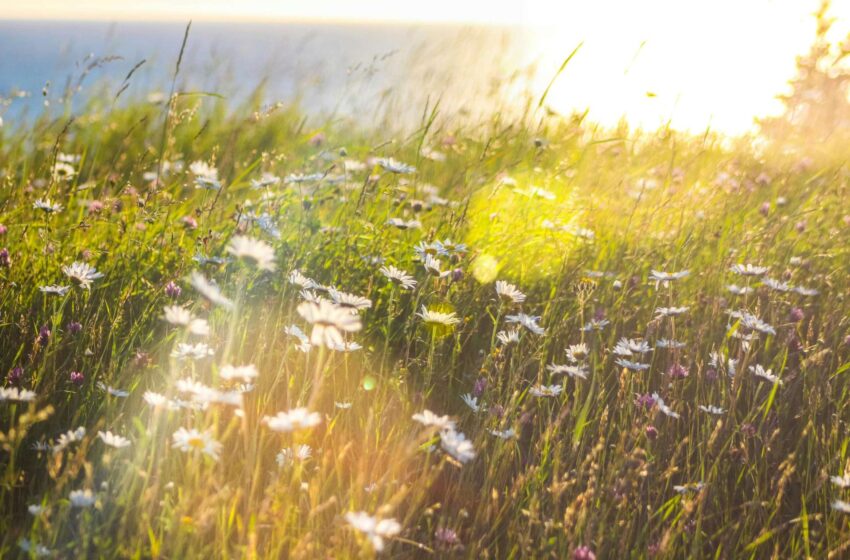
335, 401, 352, 409
794, 285, 819, 296
67, 320, 82, 334
39, 284, 71, 296
649, 269, 689, 286
667, 363, 689, 379
62, 261, 104, 289
730, 263, 769, 276
18, 539, 51, 557
226, 235, 276, 271
832, 500, 850, 513
655, 306, 689, 317
472, 377, 488, 397
651, 393, 680, 418
581, 318, 610, 332
698, 405, 724, 415
412, 410, 456, 431
329, 287, 372, 312
726, 284, 754, 295
375, 157, 416, 174
284, 324, 312, 352
172, 427, 222, 460
177, 379, 242, 407
345, 511, 402, 552
505, 313, 544, 335
288, 270, 321, 290
27, 504, 46, 516
674, 482, 705, 494
297, 300, 362, 348
729, 310, 776, 336
0, 248, 9, 268
189, 272, 234, 310
276, 444, 313, 467
572, 546, 597, 560
33, 198, 63, 213
440, 429, 476, 463
69, 489, 95, 508
616, 358, 649, 371
529, 384, 563, 397
380, 265, 417, 290
497, 329, 521, 346
750, 364, 783, 385
423, 254, 449, 278
565, 343, 589, 362
789, 307, 805, 322
52, 161, 76, 181
546, 363, 588, 379
0, 386, 36, 402
613, 338, 652, 357
387, 217, 421, 230
762, 277, 791, 292
162, 305, 209, 336
263, 408, 321, 432
656, 338, 686, 349
69, 371, 84, 385
98, 430, 131, 448
97, 382, 129, 398
7, 367, 24, 385
495, 280, 526, 304
219, 364, 258, 382
489, 427, 516, 439
435, 527, 461, 547
37, 325, 51, 345
460, 393, 485, 413
170, 342, 214, 360
52, 427, 86, 453
417, 306, 460, 328
165, 281, 182, 298
831, 475, 850, 488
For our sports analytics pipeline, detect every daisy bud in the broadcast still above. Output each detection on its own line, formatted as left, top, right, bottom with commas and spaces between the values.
69, 371, 84, 385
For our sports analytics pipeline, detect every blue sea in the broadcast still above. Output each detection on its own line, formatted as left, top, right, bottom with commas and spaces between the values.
0, 20, 543, 127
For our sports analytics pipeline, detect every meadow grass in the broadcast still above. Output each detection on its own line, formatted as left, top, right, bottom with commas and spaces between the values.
1, 79, 850, 559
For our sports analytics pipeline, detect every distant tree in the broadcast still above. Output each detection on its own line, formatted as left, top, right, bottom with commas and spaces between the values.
759, 0, 850, 149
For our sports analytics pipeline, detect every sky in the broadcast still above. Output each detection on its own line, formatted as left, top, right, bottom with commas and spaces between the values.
2, 0, 850, 134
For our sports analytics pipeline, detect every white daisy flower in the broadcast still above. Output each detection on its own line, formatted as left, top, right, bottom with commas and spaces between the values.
832, 499, 850, 513
546, 363, 588, 379
655, 306, 689, 318
495, 280, 526, 304
170, 342, 215, 361
62, 262, 104, 290
328, 287, 372, 312
39, 285, 71, 296
726, 284, 754, 295
375, 157, 416, 174
488, 428, 516, 439
276, 444, 313, 467
52, 427, 86, 453
581, 318, 610, 332
565, 343, 589, 363
162, 305, 209, 336
505, 313, 544, 335
655, 338, 686, 349
345, 511, 402, 552
651, 393, 680, 419
379, 265, 417, 290
496, 328, 522, 346
698, 405, 725, 415
440, 429, 476, 464
529, 384, 563, 397
284, 324, 312, 352
297, 300, 362, 348
0, 387, 37, 402
33, 198, 64, 213
189, 272, 234, 310
172, 427, 222, 460
98, 430, 131, 448
417, 306, 460, 328
460, 393, 485, 413
649, 269, 689, 285
69, 489, 96, 508
615, 358, 650, 371
97, 382, 129, 398
830, 475, 850, 488
422, 254, 449, 278
613, 338, 653, 357
387, 217, 421, 230
750, 364, 783, 385
730, 263, 769, 276
793, 285, 819, 296
226, 235, 276, 271
219, 364, 258, 382
762, 277, 791, 292
412, 409, 456, 431
263, 408, 321, 432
